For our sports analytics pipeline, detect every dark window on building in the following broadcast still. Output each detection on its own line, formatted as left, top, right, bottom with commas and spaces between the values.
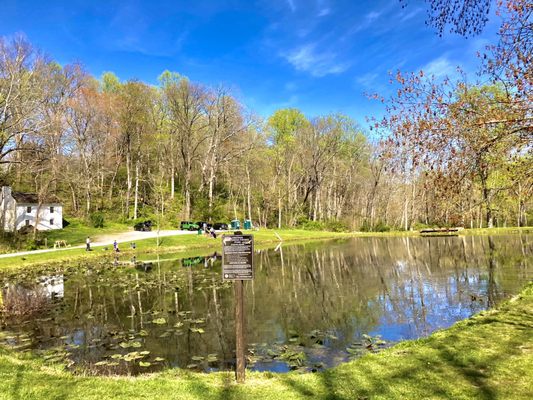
50, 206, 54, 213
25, 220, 30, 226
26, 206, 31, 213
50, 218, 54, 226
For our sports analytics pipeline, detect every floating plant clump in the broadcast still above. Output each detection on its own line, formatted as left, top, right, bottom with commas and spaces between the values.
0, 236, 531, 375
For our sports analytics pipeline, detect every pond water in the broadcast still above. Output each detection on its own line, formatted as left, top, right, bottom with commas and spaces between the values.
0, 234, 531, 375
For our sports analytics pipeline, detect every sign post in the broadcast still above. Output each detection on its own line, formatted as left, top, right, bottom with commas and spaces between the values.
222, 234, 254, 383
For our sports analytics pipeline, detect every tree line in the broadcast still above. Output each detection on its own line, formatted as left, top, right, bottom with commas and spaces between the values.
0, 1, 530, 231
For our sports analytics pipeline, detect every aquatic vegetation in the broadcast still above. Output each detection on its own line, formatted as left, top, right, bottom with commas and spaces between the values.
0, 235, 531, 376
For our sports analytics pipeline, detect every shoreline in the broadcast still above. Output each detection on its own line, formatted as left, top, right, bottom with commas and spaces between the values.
0, 282, 531, 399
0, 227, 531, 270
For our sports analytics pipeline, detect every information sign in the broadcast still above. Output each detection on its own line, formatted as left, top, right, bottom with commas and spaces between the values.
222, 234, 254, 280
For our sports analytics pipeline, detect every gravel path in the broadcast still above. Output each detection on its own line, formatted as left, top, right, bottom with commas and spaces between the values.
0, 229, 197, 259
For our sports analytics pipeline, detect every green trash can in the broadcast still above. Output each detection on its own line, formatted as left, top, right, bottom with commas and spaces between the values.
231, 219, 241, 230
244, 219, 252, 230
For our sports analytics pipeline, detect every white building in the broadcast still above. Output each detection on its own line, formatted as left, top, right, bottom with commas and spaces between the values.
0, 186, 63, 231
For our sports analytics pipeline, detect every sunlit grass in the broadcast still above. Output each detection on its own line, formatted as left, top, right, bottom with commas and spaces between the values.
1, 283, 531, 399
0, 229, 354, 270
0, 226, 530, 270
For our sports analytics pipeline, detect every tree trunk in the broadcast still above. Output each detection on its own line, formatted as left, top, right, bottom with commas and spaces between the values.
184, 165, 192, 220
278, 188, 282, 229
208, 168, 216, 216
126, 152, 132, 219
133, 160, 140, 220
170, 164, 175, 199
246, 165, 252, 221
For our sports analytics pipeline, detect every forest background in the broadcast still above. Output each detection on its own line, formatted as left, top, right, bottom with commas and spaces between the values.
0, 0, 531, 236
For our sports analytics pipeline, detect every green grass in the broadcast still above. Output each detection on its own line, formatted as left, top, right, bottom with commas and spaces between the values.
461, 226, 532, 236
42, 219, 131, 245
1, 283, 532, 399
0, 229, 355, 270
0, 226, 531, 270
0, 219, 132, 254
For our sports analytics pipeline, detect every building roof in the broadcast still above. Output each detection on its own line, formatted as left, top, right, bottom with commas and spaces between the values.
12, 192, 61, 204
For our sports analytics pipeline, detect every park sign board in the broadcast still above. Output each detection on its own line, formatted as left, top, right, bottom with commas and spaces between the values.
222, 234, 254, 280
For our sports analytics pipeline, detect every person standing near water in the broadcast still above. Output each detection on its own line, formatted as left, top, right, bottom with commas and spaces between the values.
86, 237, 91, 251
113, 240, 119, 252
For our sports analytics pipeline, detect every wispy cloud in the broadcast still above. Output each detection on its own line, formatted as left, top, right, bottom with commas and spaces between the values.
282, 43, 350, 77
400, 7, 423, 22
343, 9, 384, 36
422, 56, 457, 78
317, 8, 330, 17
286, 0, 296, 12
365, 11, 381, 23
356, 72, 379, 89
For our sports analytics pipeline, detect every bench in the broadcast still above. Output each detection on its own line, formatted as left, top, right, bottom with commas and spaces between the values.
54, 240, 68, 249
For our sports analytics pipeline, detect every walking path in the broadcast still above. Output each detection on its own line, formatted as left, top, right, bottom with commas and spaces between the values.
0, 230, 197, 259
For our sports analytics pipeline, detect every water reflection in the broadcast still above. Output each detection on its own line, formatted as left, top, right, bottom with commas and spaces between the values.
0, 235, 531, 374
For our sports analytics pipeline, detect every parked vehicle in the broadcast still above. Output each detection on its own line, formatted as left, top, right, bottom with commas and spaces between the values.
196, 221, 213, 230
134, 220, 152, 231
182, 256, 204, 267
213, 222, 228, 230
180, 221, 199, 231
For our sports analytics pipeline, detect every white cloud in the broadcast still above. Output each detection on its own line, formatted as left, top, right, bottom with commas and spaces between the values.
283, 44, 350, 77
400, 7, 423, 22
286, 0, 296, 12
356, 72, 379, 89
342, 10, 383, 37
318, 8, 331, 17
365, 11, 381, 23
422, 56, 457, 78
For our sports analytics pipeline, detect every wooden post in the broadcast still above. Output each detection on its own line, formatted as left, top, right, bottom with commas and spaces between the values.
235, 279, 245, 383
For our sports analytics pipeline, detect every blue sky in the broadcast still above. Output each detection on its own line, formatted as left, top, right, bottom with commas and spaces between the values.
0, 0, 500, 126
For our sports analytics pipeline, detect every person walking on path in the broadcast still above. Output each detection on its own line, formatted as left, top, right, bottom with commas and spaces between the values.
86, 237, 91, 251
113, 240, 119, 252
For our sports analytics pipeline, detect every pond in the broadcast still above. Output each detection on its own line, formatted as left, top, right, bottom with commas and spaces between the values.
0, 234, 531, 375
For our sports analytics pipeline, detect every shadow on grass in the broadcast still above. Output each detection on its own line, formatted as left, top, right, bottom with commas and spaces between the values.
278, 373, 318, 398
10, 364, 24, 400
274, 300, 532, 400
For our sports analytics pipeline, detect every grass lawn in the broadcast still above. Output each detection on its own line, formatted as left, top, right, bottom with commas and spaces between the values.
0, 283, 531, 399
42, 219, 132, 245
0, 219, 132, 254
0, 226, 531, 270
0, 229, 355, 269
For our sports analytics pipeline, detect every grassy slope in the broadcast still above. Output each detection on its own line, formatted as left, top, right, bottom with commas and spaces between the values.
1, 284, 531, 400
0, 229, 354, 269
43, 219, 131, 245
0, 219, 131, 254
1, 227, 531, 270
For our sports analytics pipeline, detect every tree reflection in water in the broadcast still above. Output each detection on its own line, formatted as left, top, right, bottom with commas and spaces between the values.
0, 235, 530, 374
